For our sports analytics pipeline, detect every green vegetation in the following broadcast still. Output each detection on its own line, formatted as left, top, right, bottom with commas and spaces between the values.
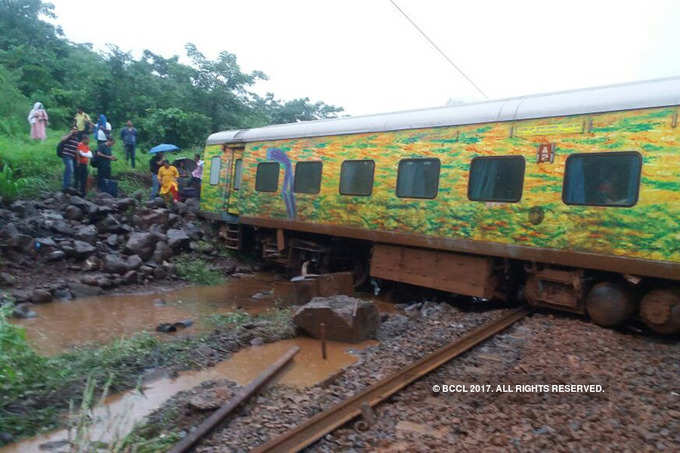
0, 164, 26, 202
0, 302, 295, 444
174, 255, 225, 285
0, 1, 342, 149
209, 307, 295, 336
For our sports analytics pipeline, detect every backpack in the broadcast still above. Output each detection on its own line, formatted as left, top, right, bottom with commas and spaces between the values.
56, 140, 65, 158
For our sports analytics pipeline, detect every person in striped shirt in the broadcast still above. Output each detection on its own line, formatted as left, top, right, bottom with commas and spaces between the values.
58, 127, 80, 192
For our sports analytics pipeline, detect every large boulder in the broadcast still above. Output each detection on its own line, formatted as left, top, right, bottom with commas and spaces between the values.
151, 241, 172, 263
0, 272, 17, 287
75, 225, 98, 244
73, 240, 96, 258
184, 222, 203, 241
12, 303, 37, 319
69, 195, 98, 216
9, 233, 34, 253
293, 295, 379, 343
115, 197, 136, 211
30, 288, 53, 303
69, 282, 104, 298
9, 200, 37, 217
103, 253, 129, 274
167, 229, 190, 249
124, 232, 155, 259
50, 220, 72, 235
96, 214, 124, 233
126, 254, 143, 270
64, 205, 84, 221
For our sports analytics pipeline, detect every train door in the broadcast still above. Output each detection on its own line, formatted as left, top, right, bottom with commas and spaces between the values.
226, 148, 244, 215
221, 146, 244, 215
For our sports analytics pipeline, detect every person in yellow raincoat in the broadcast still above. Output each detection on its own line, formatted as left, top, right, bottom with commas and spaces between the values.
158, 160, 179, 205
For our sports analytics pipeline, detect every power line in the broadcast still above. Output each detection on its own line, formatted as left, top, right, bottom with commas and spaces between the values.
388, 0, 488, 99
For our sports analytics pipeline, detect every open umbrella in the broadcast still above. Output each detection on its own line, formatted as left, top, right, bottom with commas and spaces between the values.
149, 143, 180, 154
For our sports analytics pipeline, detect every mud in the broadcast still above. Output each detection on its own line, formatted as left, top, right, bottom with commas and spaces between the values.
12, 273, 279, 355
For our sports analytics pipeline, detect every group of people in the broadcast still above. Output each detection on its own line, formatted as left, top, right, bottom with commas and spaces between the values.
148, 152, 204, 205
48, 104, 203, 204
57, 107, 139, 197
58, 126, 116, 196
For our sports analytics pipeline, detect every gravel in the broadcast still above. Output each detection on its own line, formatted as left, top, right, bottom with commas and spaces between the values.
172, 303, 680, 452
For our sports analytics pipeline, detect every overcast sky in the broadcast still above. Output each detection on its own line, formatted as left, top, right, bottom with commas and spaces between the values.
50, 0, 680, 116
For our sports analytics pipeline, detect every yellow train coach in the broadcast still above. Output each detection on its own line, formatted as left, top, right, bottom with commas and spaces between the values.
200, 77, 680, 335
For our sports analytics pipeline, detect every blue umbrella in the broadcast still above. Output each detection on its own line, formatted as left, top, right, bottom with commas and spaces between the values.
149, 144, 180, 154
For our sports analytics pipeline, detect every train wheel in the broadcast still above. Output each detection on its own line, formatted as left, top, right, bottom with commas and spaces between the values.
585, 281, 637, 327
640, 288, 680, 335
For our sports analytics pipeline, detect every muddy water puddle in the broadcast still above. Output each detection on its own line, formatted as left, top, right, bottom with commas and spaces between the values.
1, 337, 377, 453
13, 273, 279, 355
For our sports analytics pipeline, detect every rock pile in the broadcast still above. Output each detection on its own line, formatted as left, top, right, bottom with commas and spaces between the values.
0, 192, 215, 305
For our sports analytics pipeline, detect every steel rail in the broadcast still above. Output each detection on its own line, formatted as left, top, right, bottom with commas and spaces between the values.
169, 346, 300, 453
251, 306, 531, 453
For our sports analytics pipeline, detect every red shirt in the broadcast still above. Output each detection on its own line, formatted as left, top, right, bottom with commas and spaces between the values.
76, 143, 92, 165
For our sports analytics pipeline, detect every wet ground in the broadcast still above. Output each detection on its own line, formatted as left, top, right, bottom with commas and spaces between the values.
1, 337, 377, 453
12, 273, 279, 355
4, 276, 395, 452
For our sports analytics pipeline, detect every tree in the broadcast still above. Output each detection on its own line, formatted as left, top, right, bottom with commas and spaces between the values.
252, 93, 344, 125
0, 0, 344, 146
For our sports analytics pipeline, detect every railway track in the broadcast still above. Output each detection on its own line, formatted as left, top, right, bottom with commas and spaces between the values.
252, 306, 532, 453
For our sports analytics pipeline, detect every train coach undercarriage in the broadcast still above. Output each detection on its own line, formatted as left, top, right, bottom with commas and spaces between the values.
227, 223, 680, 335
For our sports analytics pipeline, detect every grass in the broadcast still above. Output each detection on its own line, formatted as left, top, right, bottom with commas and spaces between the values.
174, 255, 225, 285
0, 302, 295, 445
0, 130, 202, 199
209, 307, 296, 336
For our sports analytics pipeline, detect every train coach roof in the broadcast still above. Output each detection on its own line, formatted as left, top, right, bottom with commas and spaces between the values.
206, 76, 680, 145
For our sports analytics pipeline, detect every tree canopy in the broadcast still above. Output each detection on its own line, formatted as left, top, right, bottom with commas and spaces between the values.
0, 0, 343, 147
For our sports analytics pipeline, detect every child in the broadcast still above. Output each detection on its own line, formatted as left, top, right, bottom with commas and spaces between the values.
75, 135, 93, 196
96, 137, 117, 192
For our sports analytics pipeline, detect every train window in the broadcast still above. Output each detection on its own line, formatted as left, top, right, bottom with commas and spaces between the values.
294, 161, 323, 194
468, 156, 525, 202
340, 160, 375, 196
563, 152, 642, 207
255, 162, 280, 192
209, 156, 221, 185
233, 159, 243, 190
396, 158, 440, 199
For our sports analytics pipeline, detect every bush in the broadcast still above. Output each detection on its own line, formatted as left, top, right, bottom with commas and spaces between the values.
0, 164, 27, 203
174, 256, 224, 285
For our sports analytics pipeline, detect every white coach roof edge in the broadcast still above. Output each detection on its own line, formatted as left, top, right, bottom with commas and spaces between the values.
206, 76, 680, 146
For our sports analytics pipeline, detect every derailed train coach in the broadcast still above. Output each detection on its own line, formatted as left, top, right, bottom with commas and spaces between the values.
199, 77, 680, 335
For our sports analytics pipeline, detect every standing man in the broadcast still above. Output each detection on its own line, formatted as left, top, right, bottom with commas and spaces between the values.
58, 127, 79, 193
149, 151, 164, 199
96, 137, 117, 192
120, 120, 138, 168
73, 107, 92, 139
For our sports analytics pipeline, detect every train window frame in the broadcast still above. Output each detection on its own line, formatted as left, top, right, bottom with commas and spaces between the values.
339, 159, 375, 196
233, 158, 243, 190
395, 158, 441, 199
209, 156, 221, 186
562, 151, 642, 207
255, 162, 280, 192
293, 161, 323, 194
467, 155, 526, 203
